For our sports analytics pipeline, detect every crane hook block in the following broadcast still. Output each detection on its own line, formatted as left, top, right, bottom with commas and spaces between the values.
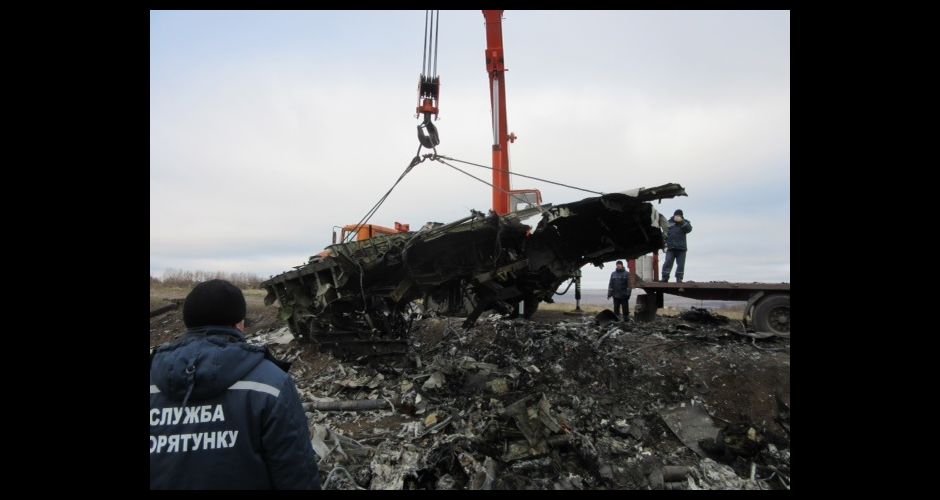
417, 115, 440, 149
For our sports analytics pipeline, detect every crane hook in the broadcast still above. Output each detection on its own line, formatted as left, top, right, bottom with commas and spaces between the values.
417, 113, 440, 149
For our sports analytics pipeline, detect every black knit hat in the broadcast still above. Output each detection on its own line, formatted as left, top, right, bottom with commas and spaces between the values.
183, 279, 247, 328
674, 209, 684, 216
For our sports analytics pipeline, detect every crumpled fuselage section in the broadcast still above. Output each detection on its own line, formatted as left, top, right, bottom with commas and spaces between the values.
262, 184, 685, 341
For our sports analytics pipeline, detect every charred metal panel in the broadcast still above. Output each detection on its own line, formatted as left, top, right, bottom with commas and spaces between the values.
261, 184, 685, 347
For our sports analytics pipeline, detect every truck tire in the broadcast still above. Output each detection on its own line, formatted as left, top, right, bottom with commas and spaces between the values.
635, 294, 657, 322
753, 294, 789, 335
523, 296, 540, 319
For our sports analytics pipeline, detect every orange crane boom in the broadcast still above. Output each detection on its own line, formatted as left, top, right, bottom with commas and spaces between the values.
483, 10, 512, 215
483, 10, 541, 215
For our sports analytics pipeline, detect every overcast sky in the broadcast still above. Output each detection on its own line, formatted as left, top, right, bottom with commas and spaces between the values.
150, 10, 789, 289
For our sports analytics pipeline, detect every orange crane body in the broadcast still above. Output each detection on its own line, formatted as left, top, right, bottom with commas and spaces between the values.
339, 222, 410, 242
483, 10, 513, 215
483, 11, 541, 215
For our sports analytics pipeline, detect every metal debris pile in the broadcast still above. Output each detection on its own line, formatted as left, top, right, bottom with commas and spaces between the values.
260, 186, 687, 340
679, 306, 730, 324
251, 311, 790, 490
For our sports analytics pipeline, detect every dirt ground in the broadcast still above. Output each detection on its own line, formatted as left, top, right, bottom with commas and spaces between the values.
150, 288, 790, 490
149, 288, 281, 348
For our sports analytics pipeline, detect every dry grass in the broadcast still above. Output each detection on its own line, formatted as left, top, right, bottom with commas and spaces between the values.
150, 285, 268, 311
151, 284, 744, 321
539, 302, 607, 313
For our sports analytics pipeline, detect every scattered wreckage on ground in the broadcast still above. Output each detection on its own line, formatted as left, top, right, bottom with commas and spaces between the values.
262, 184, 686, 354
242, 311, 791, 490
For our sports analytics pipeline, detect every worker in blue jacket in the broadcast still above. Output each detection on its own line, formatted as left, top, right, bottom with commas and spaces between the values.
607, 260, 632, 320
150, 279, 321, 489
661, 209, 693, 283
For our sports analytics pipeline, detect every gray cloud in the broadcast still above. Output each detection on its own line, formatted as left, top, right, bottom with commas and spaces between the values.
151, 11, 789, 287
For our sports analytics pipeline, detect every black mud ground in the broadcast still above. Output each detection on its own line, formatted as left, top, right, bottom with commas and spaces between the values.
150, 301, 790, 490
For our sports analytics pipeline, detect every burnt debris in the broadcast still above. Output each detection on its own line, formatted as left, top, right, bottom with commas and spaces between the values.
238, 310, 790, 490
262, 185, 685, 348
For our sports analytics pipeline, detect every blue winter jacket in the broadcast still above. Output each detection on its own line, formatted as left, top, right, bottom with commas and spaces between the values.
664, 219, 693, 251
150, 326, 321, 490
608, 269, 632, 299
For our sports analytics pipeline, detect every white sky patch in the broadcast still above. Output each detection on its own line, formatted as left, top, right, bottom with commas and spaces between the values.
151, 10, 789, 285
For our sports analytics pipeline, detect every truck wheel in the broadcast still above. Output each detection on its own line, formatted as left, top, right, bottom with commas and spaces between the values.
753, 295, 789, 334
506, 300, 522, 319
635, 294, 657, 322
523, 296, 540, 319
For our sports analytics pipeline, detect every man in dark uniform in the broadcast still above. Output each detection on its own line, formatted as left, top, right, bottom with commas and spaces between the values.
607, 260, 632, 320
150, 279, 321, 489
661, 209, 693, 283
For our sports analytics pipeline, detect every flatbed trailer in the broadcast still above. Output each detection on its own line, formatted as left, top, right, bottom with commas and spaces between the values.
633, 280, 790, 335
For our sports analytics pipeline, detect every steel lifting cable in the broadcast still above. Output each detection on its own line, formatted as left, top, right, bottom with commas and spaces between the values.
436, 155, 604, 195
554, 278, 576, 295
343, 148, 599, 245
433, 156, 533, 208
432, 10, 440, 79
421, 10, 440, 79
416, 11, 442, 149
421, 11, 429, 77
346, 12, 446, 245
426, 12, 432, 77
344, 146, 425, 243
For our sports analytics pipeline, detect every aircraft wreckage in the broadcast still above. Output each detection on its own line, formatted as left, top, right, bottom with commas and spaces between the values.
261, 184, 686, 356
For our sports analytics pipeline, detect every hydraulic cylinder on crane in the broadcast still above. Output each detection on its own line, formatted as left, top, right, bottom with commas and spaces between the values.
483, 10, 513, 215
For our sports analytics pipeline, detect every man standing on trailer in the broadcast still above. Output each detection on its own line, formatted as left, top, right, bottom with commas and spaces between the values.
661, 209, 693, 283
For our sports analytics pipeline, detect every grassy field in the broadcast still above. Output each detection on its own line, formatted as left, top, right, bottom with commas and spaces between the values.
150, 286, 267, 310
151, 285, 743, 321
